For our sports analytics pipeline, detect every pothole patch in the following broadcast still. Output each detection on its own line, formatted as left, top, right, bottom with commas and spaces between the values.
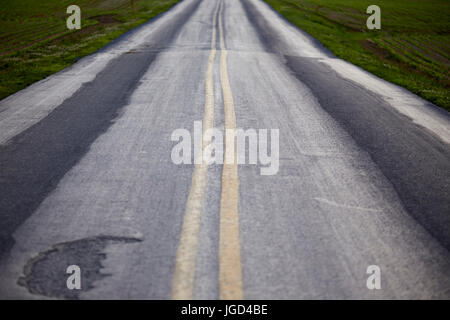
18, 235, 141, 299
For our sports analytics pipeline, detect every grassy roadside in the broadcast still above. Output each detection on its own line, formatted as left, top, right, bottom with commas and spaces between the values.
263, 0, 450, 111
0, 0, 179, 101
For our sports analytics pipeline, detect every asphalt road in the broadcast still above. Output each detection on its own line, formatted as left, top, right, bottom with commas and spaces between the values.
0, 0, 450, 299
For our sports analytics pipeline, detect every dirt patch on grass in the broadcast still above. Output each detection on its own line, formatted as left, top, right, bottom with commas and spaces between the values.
89, 14, 123, 25
47, 26, 101, 45
361, 38, 450, 87
0, 15, 123, 56
46, 14, 123, 45
325, 11, 363, 31
0, 30, 68, 56
401, 39, 450, 67
361, 39, 391, 59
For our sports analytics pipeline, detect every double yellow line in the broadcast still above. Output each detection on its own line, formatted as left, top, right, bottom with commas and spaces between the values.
171, 0, 243, 300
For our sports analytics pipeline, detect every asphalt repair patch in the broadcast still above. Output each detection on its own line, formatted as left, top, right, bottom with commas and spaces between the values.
18, 235, 141, 299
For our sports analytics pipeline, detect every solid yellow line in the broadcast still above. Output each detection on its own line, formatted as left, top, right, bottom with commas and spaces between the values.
171, 1, 219, 300
218, 0, 244, 300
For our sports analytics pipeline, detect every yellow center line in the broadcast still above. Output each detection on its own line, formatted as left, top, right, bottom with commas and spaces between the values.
218, 0, 244, 300
171, 1, 220, 300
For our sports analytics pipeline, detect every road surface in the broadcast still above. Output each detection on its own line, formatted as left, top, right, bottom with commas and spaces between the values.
0, 0, 449, 299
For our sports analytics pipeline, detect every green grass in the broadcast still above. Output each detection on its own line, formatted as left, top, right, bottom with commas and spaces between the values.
263, 0, 450, 111
0, 0, 179, 100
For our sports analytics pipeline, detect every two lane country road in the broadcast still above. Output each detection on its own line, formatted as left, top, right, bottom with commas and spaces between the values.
1, 0, 450, 299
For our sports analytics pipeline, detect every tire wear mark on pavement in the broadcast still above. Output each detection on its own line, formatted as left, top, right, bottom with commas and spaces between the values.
284, 55, 450, 250
0, 0, 203, 260
241, 0, 450, 251
313, 197, 381, 213
18, 236, 141, 299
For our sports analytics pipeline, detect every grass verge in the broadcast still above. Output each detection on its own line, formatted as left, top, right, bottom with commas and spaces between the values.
263, 0, 450, 111
0, 0, 179, 101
